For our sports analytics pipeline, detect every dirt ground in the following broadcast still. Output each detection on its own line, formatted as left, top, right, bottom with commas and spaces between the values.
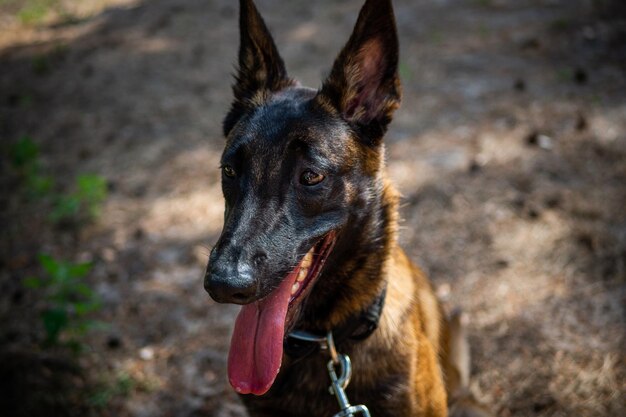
1, 0, 625, 416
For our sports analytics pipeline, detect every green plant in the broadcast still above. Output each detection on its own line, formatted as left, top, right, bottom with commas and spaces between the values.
24, 254, 103, 348
76, 174, 108, 218
9, 137, 108, 223
9, 136, 39, 168
9, 136, 55, 197
50, 174, 108, 224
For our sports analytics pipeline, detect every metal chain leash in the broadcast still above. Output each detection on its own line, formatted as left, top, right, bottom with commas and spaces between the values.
324, 332, 371, 417
287, 330, 371, 417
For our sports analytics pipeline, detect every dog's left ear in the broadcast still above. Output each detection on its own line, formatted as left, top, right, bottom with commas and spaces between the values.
316, 0, 401, 144
223, 0, 293, 136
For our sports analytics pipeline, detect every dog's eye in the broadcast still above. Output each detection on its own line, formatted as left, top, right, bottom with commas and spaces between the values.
300, 170, 324, 186
222, 165, 236, 178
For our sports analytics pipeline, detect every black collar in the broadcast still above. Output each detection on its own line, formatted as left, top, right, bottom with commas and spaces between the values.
284, 285, 387, 360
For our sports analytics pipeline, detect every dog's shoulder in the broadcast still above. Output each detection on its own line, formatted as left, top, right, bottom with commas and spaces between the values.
383, 246, 443, 350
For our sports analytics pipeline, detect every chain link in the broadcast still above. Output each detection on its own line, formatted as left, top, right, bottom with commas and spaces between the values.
325, 332, 371, 417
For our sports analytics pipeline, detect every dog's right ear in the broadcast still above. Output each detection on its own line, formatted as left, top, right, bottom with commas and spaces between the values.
223, 0, 293, 137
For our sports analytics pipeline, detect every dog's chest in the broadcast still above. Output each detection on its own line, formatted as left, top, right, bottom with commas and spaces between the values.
242, 351, 413, 417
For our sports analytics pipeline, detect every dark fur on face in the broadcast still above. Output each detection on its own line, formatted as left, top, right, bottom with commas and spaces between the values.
206, 0, 400, 315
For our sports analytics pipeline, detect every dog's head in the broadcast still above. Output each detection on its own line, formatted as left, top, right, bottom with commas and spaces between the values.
204, 0, 400, 395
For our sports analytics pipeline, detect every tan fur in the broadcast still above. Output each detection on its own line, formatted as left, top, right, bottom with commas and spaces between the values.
385, 181, 490, 415
348, 182, 489, 416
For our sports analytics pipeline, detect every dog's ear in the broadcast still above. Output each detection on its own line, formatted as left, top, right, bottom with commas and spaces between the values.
316, 0, 401, 144
223, 0, 293, 136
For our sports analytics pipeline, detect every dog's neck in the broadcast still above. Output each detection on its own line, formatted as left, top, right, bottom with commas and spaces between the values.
298, 174, 399, 332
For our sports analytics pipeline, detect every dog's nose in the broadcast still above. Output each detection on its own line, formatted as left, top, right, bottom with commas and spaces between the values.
204, 265, 258, 304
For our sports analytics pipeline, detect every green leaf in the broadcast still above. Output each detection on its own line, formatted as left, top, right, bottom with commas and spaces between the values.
23, 276, 43, 288
75, 174, 108, 220
74, 301, 101, 316
38, 253, 60, 277
68, 262, 92, 279
88, 388, 112, 408
50, 194, 81, 222
115, 372, 136, 395
85, 320, 109, 331
65, 339, 85, 355
71, 319, 107, 335
76, 174, 107, 204
33, 253, 103, 348
42, 308, 68, 344
50, 291, 71, 305
9, 136, 39, 168
23, 276, 43, 289
73, 282, 95, 298
70, 321, 91, 335
26, 174, 54, 196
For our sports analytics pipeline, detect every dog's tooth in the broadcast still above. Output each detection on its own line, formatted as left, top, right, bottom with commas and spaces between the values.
302, 250, 313, 268
297, 267, 308, 282
291, 282, 300, 295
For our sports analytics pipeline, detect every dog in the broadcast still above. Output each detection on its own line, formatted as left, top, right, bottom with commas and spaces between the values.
204, 1, 492, 416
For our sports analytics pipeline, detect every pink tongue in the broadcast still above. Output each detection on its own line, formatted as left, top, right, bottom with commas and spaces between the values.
227, 268, 299, 395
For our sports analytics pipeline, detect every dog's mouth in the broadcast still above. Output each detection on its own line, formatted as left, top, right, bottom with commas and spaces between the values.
287, 231, 336, 314
227, 231, 337, 396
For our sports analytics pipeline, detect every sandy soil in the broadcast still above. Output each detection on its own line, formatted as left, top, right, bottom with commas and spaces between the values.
1, 0, 625, 416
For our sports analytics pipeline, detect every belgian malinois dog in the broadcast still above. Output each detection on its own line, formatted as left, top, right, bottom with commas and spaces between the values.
204, 1, 491, 416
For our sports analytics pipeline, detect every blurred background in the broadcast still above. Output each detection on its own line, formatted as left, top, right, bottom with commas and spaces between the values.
1, 0, 624, 416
